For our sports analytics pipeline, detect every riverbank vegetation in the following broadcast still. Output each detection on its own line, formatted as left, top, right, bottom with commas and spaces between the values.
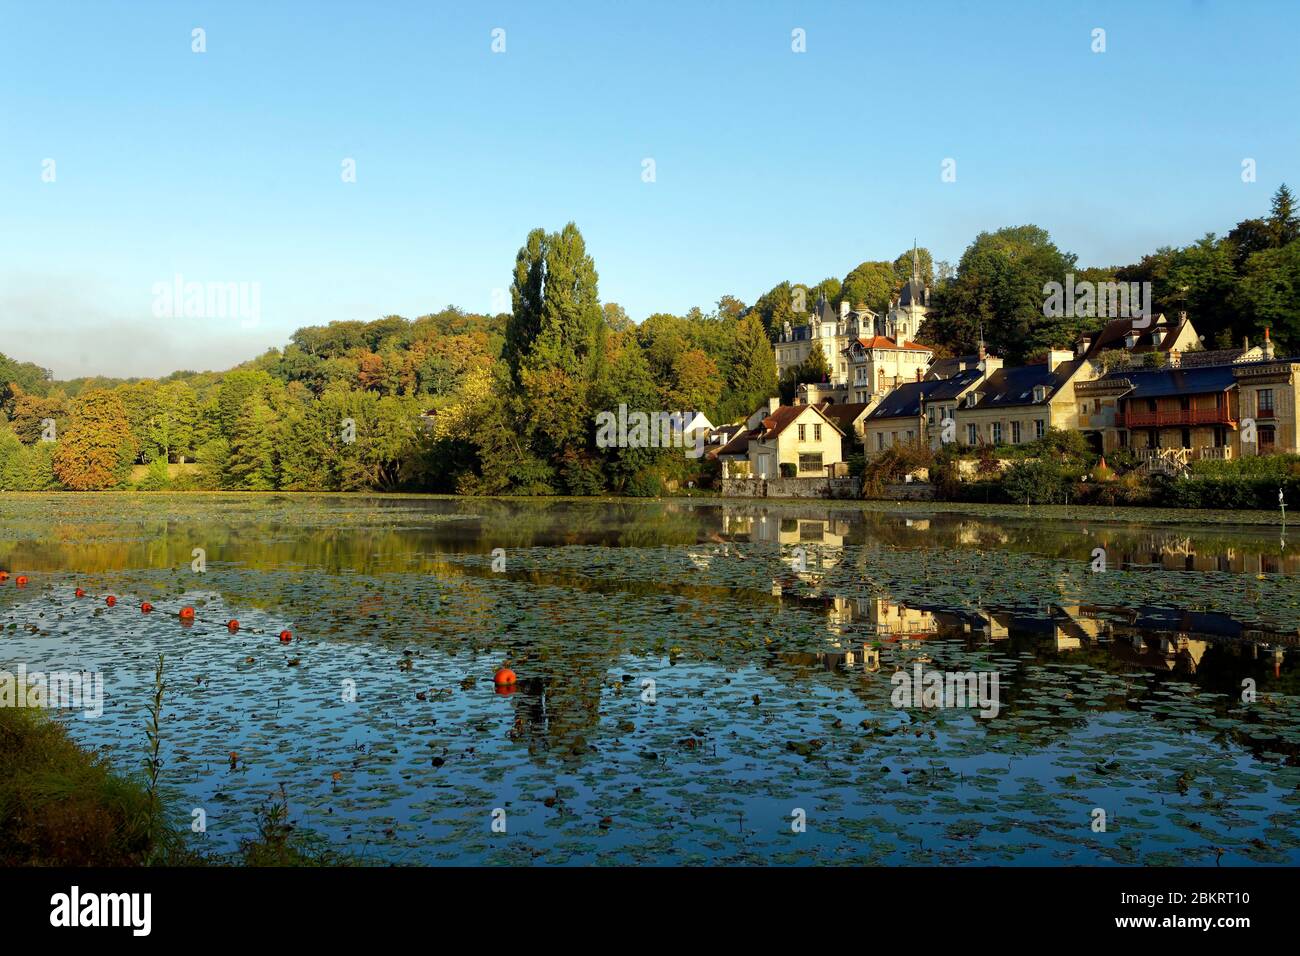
861, 428, 1300, 510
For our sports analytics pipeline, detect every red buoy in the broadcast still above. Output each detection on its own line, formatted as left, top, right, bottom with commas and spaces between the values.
105, 595, 117, 607
493, 667, 517, 686
140, 602, 154, 613
279, 630, 293, 643
0, 571, 9, 583
227, 620, 240, 632
179, 606, 195, 620
16, 575, 30, 587
75, 588, 85, 598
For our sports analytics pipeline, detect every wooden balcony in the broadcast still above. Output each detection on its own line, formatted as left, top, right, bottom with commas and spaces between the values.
1118, 407, 1235, 428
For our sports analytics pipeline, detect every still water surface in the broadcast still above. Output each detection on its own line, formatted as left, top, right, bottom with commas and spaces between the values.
1, 494, 1298, 865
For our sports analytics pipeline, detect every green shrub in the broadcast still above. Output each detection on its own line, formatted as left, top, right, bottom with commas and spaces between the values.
1190, 453, 1300, 480
1150, 474, 1300, 510
624, 469, 663, 497
779, 462, 798, 478
559, 450, 606, 496
861, 442, 934, 497
1001, 458, 1080, 505
136, 456, 172, 491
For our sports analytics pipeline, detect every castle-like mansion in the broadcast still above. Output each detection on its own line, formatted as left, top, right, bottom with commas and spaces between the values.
774, 254, 933, 404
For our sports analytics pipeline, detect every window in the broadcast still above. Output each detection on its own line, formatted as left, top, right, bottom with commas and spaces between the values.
813, 423, 822, 441
1034, 419, 1045, 439
966, 424, 978, 445
798, 424, 806, 441
927, 407, 937, 427
798, 453, 823, 473
1011, 421, 1021, 444
1259, 389, 1275, 417
1033, 386, 1046, 403
990, 422, 1002, 444
1260, 425, 1276, 449
876, 433, 885, 451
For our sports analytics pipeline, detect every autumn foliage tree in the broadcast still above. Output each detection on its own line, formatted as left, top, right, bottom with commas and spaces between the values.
52, 389, 134, 490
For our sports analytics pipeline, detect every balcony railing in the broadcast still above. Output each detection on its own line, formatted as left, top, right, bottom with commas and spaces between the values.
1119, 407, 1235, 428
1135, 445, 1233, 461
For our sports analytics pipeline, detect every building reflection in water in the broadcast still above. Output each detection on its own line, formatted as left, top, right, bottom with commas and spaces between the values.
720, 502, 1296, 683
770, 583, 1294, 682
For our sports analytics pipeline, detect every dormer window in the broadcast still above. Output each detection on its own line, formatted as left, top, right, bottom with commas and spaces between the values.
965, 393, 979, 408
1076, 337, 1090, 356
1152, 329, 1166, 345
1033, 385, 1047, 403
1124, 333, 1138, 349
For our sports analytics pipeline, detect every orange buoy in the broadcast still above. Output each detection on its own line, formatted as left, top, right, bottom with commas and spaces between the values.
179, 606, 195, 620
279, 630, 293, 643
105, 595, 117, 607
140, 602, 154, 613
227, 620, 240, 632
0, 571, 9, 582
493, 667, 517, 686
16, 575, 29, 587
75, 588, 85, 598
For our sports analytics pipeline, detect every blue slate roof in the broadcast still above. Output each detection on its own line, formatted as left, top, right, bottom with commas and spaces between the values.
1117, 364, 1236, 399
865, 368, 983, 421
970, 362, 1076, 410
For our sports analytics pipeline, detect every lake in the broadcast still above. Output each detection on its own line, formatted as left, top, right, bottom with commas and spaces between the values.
1, 493, 1298, 865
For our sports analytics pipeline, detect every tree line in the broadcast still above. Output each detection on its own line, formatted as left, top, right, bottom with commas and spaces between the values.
0, 227, 777, 494
2, 187, 1296, 494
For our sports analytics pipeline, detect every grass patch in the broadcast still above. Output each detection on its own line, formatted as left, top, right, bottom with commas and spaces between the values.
0, 704, 158, 865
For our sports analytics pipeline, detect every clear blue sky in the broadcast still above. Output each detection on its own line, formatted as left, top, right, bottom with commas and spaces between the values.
2, 0, 1298, 378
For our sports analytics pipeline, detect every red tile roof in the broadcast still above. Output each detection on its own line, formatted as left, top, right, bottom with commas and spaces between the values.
756, 404, 844, 441
847, 336, 933, 353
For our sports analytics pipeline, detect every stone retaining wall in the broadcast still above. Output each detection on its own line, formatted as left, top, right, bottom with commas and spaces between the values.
720, 477, 862, 499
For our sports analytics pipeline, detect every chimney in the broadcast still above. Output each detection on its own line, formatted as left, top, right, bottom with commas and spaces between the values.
840, 300, 850, 319
1168, 350, 1181, 368
978, 340, 987, 362
1046, 348, 1074, 373
1264, 327, 1275, 360
768, 397, 780, 414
